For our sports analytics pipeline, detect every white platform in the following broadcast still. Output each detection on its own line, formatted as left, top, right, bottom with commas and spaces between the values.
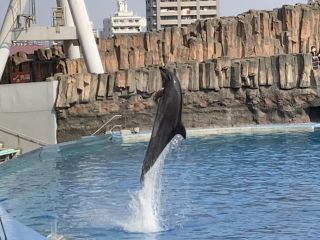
117, 123, 320, 143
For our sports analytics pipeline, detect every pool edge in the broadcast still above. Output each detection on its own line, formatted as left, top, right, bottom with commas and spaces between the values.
120, 123, 320, 143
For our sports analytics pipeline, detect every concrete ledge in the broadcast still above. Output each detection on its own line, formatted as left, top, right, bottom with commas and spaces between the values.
119, 123, 320, 143
0, 206, 46, 240
13, 26, 77, 41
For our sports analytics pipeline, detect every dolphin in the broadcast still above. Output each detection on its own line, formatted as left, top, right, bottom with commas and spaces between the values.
140, 67, 186, 182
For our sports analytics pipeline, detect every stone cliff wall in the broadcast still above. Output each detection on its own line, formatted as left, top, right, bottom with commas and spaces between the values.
54, 52, 320, 142
96, 2, 320, 73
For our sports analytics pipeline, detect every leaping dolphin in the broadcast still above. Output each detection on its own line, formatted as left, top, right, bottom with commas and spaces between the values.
140, 67, 186, 182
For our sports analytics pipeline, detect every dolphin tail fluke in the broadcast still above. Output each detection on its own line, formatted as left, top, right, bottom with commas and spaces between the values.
175, 123, 186, 139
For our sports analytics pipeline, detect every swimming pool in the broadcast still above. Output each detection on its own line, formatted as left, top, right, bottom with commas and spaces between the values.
0, 128, 320, 239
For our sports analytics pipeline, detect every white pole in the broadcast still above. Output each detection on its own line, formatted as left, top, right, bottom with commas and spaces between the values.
0, 0, 29, 80
56, 0, 81, 59
67, 0, 104, 74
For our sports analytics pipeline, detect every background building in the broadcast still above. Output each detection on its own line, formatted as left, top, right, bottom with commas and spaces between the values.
146, 0, 220, 31
102, 0, 146, 37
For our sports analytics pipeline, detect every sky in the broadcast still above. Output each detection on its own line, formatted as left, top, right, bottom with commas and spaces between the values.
0, 0, 308, 30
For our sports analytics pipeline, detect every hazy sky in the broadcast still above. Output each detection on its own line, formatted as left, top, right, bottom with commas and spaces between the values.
0, 0, 307, 30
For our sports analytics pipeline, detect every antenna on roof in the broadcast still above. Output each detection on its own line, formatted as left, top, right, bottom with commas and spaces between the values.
30, 0, 36, 24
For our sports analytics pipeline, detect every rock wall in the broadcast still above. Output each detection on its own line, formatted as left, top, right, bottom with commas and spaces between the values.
54, 52, 320, 142
96, 2, 320, 73
0, 44, 87, 84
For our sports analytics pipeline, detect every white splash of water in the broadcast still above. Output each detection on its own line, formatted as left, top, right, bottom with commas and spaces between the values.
123, 135, 184, 233
47, 218, 66, 240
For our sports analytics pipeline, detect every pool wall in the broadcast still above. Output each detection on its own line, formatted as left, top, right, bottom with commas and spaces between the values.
0, 81, 58, 153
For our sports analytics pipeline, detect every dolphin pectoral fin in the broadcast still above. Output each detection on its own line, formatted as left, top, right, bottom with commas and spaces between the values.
153, 88, 164, 102
175, 123, 186, 139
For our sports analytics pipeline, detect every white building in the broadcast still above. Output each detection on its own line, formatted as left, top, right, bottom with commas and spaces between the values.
146, 0, 220, 31
102, 0, 146, 37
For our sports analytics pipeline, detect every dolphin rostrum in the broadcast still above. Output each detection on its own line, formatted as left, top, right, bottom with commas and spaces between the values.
140, 67, 186, 182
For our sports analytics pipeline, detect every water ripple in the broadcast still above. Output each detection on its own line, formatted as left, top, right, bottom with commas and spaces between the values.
0, 131, 320, 239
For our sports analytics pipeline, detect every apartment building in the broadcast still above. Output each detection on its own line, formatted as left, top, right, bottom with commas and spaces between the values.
146, 0, 220, 31
102, 0, 146, 37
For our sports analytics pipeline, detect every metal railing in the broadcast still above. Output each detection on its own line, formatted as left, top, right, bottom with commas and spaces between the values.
91, 115, 122, 136
0, 125, 49, 147
0, 217, 7, 240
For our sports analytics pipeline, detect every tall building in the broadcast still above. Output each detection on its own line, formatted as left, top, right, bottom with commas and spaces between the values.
146, 0, 220, 31
102, 0, 146, 37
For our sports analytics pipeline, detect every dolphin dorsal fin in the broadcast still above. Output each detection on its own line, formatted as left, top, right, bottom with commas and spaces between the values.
175, 123, 186, 139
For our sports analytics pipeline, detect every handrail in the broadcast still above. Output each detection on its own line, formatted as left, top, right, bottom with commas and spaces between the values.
91, 115, 122, 136
0, 217, 7, 240
0, 125, 48, 147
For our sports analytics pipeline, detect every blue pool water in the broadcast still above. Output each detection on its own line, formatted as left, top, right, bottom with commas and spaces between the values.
0, 129, 320, 239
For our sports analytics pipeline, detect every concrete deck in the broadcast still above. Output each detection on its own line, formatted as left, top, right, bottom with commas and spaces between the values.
116, 123, 320, 143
